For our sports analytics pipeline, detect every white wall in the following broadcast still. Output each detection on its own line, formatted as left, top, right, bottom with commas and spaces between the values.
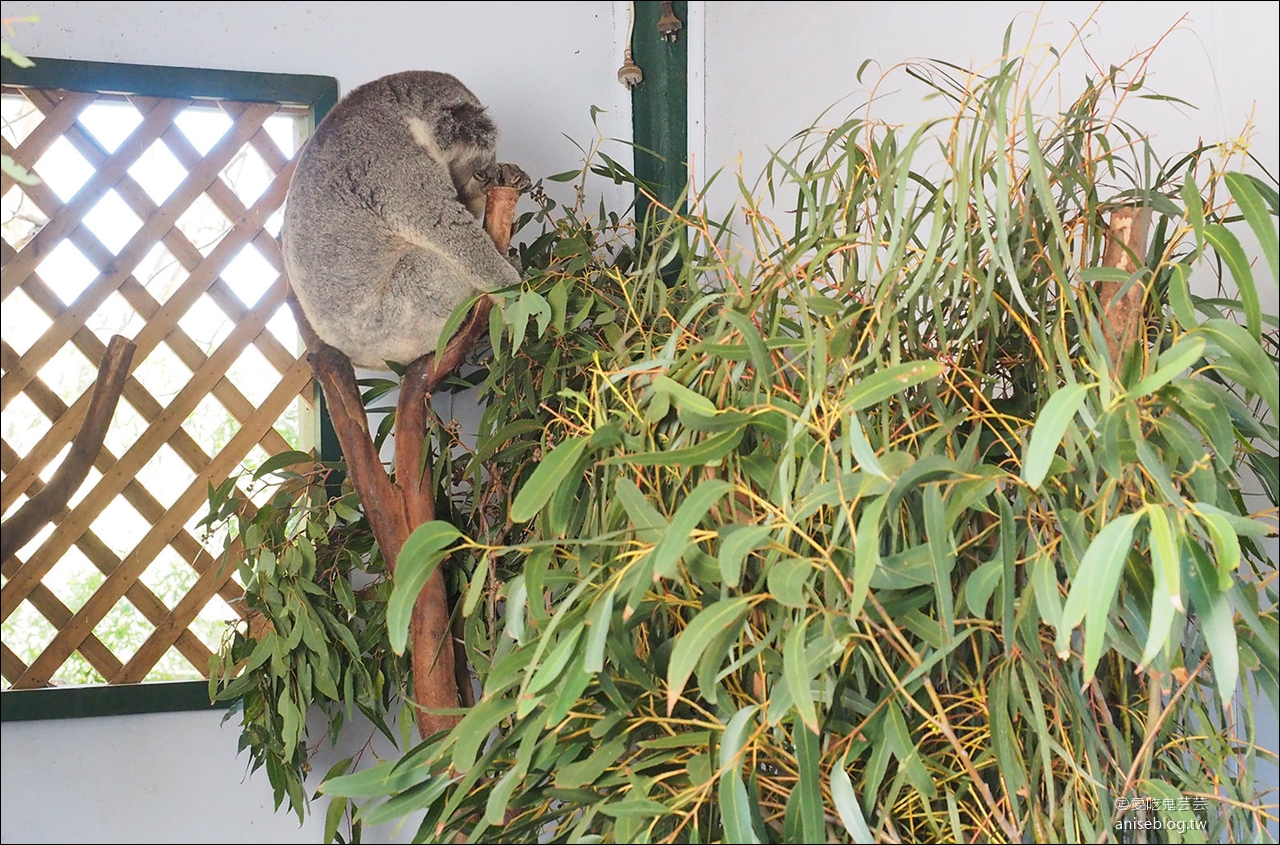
3, 0, 634, 212
701, 2, 1278, 192
699, 1, 1280, 310
1, 2, 627, 843
2, 708, 376, 843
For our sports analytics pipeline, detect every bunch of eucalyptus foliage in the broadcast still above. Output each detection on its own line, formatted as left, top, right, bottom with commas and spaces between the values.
213, 33, 1277, 845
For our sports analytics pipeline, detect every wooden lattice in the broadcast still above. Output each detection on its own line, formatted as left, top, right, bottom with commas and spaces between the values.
1, 84, 316, 688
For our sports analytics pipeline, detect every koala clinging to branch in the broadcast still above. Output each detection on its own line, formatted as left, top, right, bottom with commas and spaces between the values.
283, 71, 527, 368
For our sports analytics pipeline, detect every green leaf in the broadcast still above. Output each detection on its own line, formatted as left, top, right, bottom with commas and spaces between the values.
924, 484, 956, 638
359, 778, 450, 826
1225, 171, 1278, 285
1141, 779, 1208, 845
252, 449, 316, 481
1056, 512, 1140, 682
598, 798, 671, 818
1022, 383, 1091, 489
964, 559, 1003, 616
435, 293, 486, 360
511, 436, 590, 523
584, 585, 615, 673
451, 697, 519, 772
1198, 319, 1279, 417
843, 360, 945, 412
784, 616, 819, 734
320, 760, 432, 798
1203, 223, 1261, 341
667, 597, 753, 714
1196, 506, 1240, 589
554, 737, 626, 789
653, 374, 719, 428
323, 795, 348, 844
831, 752, 875, 843
1139, 505, 1182, 669
388, 521, 463, 654
718, 524, 772, 589
483, 767, 523, 826
1, 42, 35, 68
846, 411, 886, 478
1168, 263, 1198, 327
884, 699, 935, 799
1184, 543, 1239, 709
504, 574, 528, 645
615, 476, 668, 542
766, 558, 811, 609
718, 705, 762, 845
526, 626, 584, 696
462, 560, 488, 617
1, 153, 40, 185
646, 479, 730, 582
793, 723, 825, 841
607, 427, 745, 467
1130, 335, 1205, 398
851, 496, 887, 620
1181, 170, 1206, 253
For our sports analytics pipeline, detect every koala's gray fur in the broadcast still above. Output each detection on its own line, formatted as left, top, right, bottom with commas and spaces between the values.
282, 70, 520, 368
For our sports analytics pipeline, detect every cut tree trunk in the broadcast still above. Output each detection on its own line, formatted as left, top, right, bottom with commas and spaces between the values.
1098, 207, 1151, 366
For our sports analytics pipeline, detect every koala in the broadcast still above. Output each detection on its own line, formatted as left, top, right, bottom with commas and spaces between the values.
282, 70, 522, 368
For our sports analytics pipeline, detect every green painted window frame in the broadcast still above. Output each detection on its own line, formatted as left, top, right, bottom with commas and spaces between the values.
1, 56, 338, 721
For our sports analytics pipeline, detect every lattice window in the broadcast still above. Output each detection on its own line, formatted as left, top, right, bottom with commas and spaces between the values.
1, 60, 336, 693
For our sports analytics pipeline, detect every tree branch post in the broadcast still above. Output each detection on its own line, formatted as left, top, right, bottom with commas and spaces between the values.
1098, 206, 1151, 367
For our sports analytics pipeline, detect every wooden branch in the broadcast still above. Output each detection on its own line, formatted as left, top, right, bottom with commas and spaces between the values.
2, 335, 135, 561
285, 296, 411, 560
286, 174, 526, 740
483, 183, 522, 254
1099, 207, 1150, 367
395, 356, 436, 529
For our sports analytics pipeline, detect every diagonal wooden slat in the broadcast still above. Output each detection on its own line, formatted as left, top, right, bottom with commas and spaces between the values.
28, 90, 298, 376
1, 96, 187, 300
112, 531, 249, 682
155, 99, 293, 269
1, 341, 249, 625
0, 89, 97, 200
1, 271, 295, 622
0, 444, 203, 683
1, 101, 278, 406
10, 164, 296, 451
2, 277, 231, 521
0, 575, 125, 685
0, 267, 210, 492
1, 642, 30, 683
13, 356, 312, 687
1, 157, 296, 510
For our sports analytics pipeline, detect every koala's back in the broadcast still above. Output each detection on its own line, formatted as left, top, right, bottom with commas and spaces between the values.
282, 71, 518, 368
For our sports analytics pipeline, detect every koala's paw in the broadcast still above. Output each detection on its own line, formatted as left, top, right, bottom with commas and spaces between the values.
476, 162, 532, 193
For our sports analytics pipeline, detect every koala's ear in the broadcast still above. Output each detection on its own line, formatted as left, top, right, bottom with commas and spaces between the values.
442, 103, 497, 148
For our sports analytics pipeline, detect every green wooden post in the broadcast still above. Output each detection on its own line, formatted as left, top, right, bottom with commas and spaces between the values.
631, 1, 689, 228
